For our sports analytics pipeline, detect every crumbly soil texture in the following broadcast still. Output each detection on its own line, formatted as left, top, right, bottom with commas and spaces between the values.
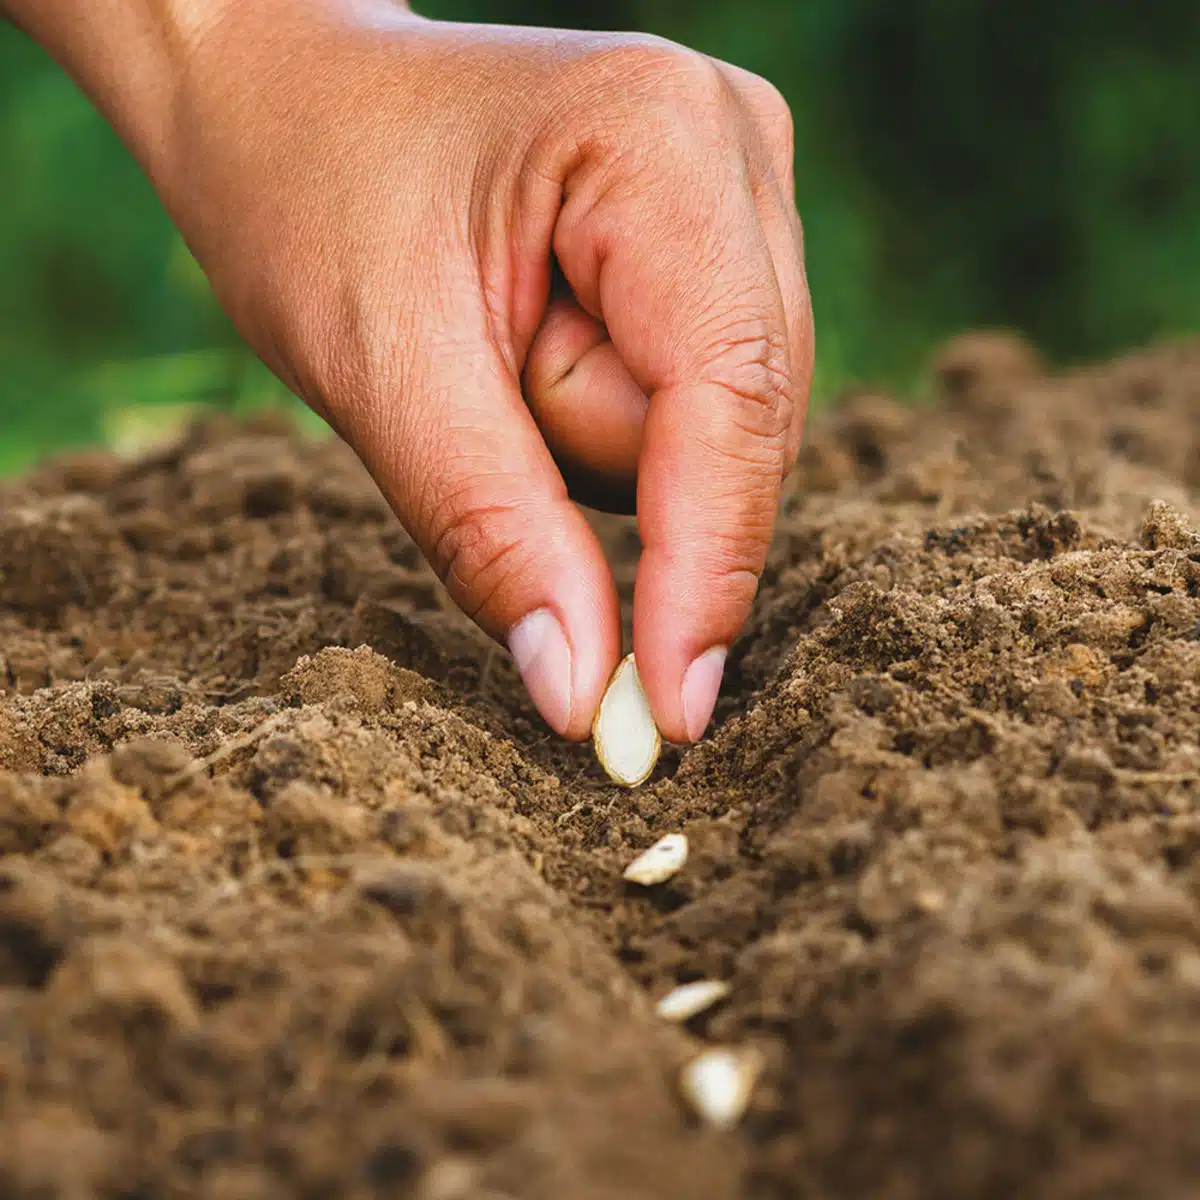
2, 334, 1200, 1199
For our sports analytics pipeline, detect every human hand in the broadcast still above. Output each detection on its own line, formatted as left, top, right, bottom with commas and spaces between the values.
24, 0, 814, 742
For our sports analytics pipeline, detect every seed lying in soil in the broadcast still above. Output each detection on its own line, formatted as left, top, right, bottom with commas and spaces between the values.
622, 833, 688, 886
680, 1047, 762, 1130
656, 980, 731, 1022
592, 653, 661, 787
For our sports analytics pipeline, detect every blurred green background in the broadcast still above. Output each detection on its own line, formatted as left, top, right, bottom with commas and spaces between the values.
2, 1, 1198, 471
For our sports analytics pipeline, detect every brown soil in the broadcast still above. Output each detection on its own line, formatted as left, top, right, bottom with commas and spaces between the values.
1, 333, 1199, 1199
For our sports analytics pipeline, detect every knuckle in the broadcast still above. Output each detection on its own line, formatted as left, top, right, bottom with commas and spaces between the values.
659, 49, 730, 108
611, 39, 718, 91
580, 39, 732, 130
753, 77, 794, 141
720, 65, 794, 173
749, 78, 795, 177
706, 550, 765, 610
425, 489, 526, 619
735, 73, 795, 179
699, 314, 794, 433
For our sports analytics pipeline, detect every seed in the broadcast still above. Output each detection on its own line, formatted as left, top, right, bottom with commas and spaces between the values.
655, 980, 731, 1022
593, 653, 661, 787
622, 833, 688, 886
680, 1047, 762, 1130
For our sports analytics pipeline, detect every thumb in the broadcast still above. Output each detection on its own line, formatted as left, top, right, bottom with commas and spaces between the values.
343, 325, 621, 741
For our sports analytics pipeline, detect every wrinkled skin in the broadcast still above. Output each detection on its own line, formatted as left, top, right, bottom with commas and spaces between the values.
3, 0, 813, 743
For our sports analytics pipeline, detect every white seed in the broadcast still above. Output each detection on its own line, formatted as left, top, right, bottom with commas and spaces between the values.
593, 653, 661, 787
622, 833, 688, 886
680, 1047, 762, 1130
655, 979, 731, 1022
417, 1159, 476, 1200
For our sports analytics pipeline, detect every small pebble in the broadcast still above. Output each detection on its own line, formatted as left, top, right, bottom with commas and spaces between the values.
623, 833, 688, 886
656, 980, 731, 1022
680, 1047, 762, 1130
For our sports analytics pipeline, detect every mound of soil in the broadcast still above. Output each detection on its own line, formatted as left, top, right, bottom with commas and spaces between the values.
1, 333, 1199, 1199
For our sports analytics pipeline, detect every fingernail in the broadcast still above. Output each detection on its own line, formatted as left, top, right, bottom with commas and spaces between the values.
508, 608, 573, 735
682, 646, 727, 742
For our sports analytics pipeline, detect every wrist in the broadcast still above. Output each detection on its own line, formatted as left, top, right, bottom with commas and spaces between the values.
3, 0, 417, 192
3, 0, 238, 182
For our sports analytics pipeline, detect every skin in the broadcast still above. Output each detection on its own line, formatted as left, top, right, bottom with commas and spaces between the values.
3, 0, 813, 745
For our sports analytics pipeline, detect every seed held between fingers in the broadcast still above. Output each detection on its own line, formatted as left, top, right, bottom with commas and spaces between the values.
593, 653, 661, 786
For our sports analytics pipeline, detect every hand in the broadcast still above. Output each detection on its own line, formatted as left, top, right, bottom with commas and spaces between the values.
22, 0, 814, 742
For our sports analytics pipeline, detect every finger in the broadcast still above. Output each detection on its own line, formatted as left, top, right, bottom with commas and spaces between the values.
343, 316, 621, 742
522, 292, 648, 512
716, 63, 813, 465
555, 136, 797, 745
715, 61, 796, 187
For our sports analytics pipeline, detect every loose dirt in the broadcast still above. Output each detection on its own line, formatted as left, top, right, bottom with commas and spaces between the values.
1, 333, 1199, 1199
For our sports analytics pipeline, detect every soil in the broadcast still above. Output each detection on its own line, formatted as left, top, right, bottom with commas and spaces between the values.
1, 332, 1199, 1199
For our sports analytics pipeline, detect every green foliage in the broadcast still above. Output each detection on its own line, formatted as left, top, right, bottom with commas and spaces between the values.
1, 2, 1197, 470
